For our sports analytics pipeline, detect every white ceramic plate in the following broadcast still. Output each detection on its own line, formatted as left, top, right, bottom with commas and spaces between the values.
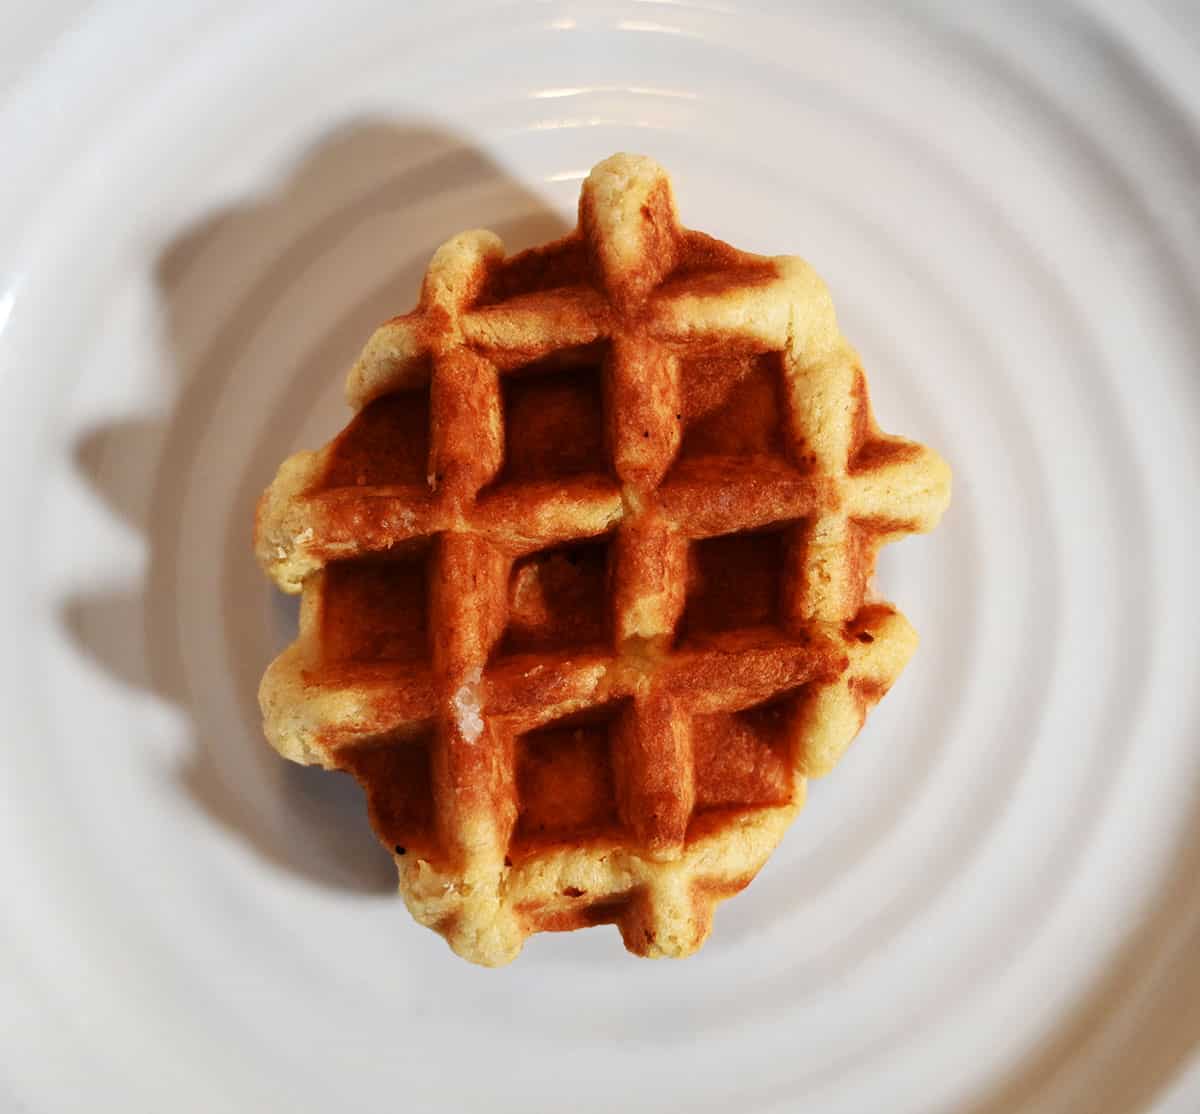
3, 3, 1200, 1111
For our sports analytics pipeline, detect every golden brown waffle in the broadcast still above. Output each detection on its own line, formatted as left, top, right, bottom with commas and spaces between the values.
255, 154, 950, 966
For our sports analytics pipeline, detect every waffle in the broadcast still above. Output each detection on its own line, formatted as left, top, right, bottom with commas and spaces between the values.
255, 154, 950, 966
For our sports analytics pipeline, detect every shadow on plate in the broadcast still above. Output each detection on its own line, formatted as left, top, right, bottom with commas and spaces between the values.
64, 120, 568, 896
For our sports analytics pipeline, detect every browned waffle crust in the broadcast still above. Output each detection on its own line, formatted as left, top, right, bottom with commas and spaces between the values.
255, 154, 951, 966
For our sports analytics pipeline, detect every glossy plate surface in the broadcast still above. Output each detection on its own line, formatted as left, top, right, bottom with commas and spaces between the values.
2, 3, 1199, 1111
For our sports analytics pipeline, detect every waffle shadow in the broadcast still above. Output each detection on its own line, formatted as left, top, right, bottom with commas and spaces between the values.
63, 120, 569, 895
